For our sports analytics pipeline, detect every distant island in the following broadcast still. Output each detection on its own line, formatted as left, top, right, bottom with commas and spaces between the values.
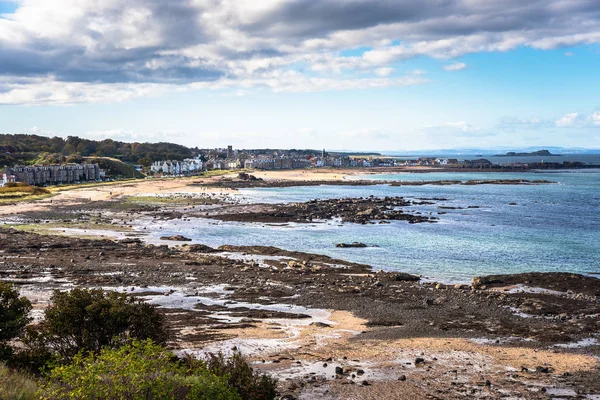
495, 149, 560, 157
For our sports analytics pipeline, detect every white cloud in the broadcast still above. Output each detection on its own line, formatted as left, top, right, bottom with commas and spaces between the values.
592, 112, 600, 126
423, 121, 478, 132
555, 112, 582, 127
374, 67, 395, 77
1, 1, 600, 104
406, 69, 426, 75
443, 62, 466, 71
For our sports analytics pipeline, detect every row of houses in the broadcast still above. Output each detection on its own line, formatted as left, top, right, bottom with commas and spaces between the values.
243, 157, 312, 170
1, 163, 104, 187
149, 157, 203, 175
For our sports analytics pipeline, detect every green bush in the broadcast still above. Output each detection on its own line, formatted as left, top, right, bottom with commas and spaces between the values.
207, 352, 278, 400
25, 288, 167, 363
39, 340, 240, 400
0, 282, 32, 360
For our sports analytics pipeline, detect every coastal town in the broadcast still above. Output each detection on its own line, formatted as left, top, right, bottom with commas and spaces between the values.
2, 142, 596, 187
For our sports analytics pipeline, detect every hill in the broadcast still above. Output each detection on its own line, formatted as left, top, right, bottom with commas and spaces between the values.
84, 157, 145, 179
0, 134, 193, 166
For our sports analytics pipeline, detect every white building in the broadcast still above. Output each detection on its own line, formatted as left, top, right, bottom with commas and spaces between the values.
150, 157, 203, 175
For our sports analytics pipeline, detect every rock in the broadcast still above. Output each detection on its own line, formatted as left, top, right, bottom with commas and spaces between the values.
398, 375, 407, 381
472, 276, 503, 289
310, 322, 332, 328
361, 381, 371, 386
335, 366, 344, 375
356, 369, 365, 376
336, 242, 368, 248
415, 357, 425, 365
159, 235, 192, 242
185, 244, 218, 253
535, 366, 550, 373
394, 273, 420, 282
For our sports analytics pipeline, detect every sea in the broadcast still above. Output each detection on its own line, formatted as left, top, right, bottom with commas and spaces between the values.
385, 153, 600, 166
149, 169, 600, 283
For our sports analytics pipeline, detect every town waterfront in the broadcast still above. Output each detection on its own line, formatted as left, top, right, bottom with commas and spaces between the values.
150, 170, 600, 282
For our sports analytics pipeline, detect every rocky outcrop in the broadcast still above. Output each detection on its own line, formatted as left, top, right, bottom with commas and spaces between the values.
208, 196, 438, 224
336, 242, 368, 248
159, 235, 192, 241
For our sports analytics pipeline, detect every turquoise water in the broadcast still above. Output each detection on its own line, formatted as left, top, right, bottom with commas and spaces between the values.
152, 171, 600, 282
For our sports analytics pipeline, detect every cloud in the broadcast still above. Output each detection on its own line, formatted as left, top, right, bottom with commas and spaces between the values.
374, 67, 395, 77
423, 121, 478, 132
443, 62, 466, 71
555, 112, 583, 127
1, 0, 600, 104
499, 111, 600, 131
339, 129, 390, 140
406, 69, 426, 75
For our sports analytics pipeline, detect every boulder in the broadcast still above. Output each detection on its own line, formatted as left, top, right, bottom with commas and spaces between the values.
336, 242, 368, 248
159, 235, 192, 242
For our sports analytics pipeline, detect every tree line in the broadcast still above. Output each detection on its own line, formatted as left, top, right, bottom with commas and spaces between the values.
0, 134, 193, 166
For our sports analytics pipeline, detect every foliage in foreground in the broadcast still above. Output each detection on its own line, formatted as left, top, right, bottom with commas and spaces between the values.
3, 286, 278, 400
19, 288, 167, 370
0, 364, 38, 400
39, 340, 240, 400
207, 352, 279, 400
0, 283, 32, 360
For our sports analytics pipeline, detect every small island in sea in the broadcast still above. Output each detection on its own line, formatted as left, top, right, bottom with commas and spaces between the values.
495, 149, 560, 157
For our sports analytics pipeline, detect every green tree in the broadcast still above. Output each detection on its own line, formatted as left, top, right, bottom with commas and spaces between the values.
39, 340, 240, 400
28, 289, 167, 362
207, 352, 278, 400
0, 283, 32, 360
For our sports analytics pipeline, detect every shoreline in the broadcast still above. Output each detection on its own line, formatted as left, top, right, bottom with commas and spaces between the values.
2, 228, 599, 398
1, 171, 599, 398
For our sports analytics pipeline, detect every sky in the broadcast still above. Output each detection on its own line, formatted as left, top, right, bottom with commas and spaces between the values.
0, 0, 599, 151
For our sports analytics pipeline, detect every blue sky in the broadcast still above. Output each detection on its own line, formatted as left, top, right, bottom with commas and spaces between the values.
0, 0, 599, 150
0, 2, 17, 14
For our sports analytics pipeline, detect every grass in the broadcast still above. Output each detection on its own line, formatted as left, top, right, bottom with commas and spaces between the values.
0, 184, 52, 204
0, 364, 38, 400
201, 169, 235, 178
83, 156, 145, 179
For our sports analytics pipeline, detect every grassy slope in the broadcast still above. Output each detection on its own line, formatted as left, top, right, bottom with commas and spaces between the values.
84, 156, 145, 179
0, 365, 38, 400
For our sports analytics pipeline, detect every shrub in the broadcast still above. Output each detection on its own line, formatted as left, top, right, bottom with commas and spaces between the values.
0, 282, 32, 360
207, 352, 278, 400
0, 364, 38, 400
27, 288, 167, 363
39, 340, 240, 400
